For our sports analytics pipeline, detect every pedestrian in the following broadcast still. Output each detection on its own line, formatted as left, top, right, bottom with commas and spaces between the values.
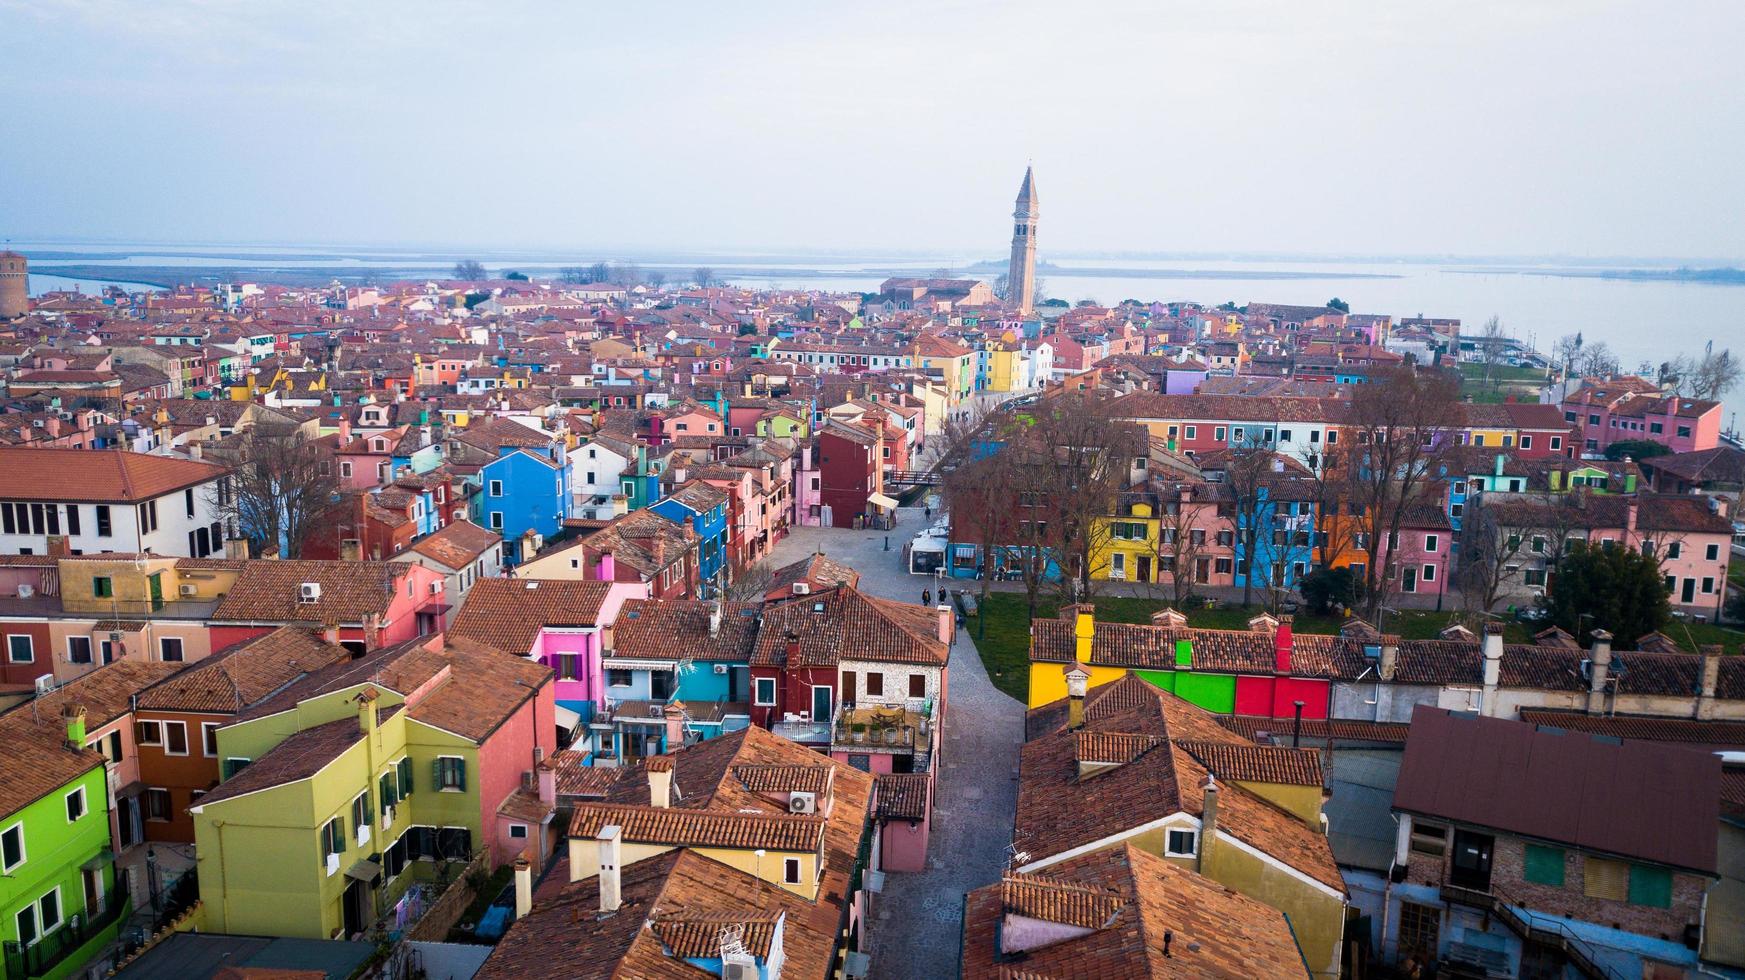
924, 504, 931, 521
923, 588, 931, 606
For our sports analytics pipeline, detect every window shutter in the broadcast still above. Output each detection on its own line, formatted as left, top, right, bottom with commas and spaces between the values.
1523, 844, 1565, 887
362, 791, 373, 824
1583, 857, 1629, 901
1627, 865, 1672, 908
457, 760, 467, 792
334, 816, 346, 852
433, 757, 443, 789
399, 757, 413, 795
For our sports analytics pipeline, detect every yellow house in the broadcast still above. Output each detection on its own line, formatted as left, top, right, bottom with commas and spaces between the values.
985, 342, 1023, 392
914, 336, 976, 404
1091, 499, 1159, 584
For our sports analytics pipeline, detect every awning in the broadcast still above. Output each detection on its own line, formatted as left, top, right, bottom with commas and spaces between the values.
553, 704, 582, 731
601, 657, 679, 672
116, 781, 147, 799
346, 859, 382, 883
867, 492, 900, 510
81, 850, 114, 872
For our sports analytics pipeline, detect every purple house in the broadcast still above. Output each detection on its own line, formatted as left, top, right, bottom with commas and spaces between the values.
1165, 357, 1210, 394
447, 577, 648, 726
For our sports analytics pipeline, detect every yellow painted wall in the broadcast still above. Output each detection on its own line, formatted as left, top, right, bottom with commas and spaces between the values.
1203, 835, 1344, 978
1230, 780, 1326, 827
59, 558, 181, 614
1027, 662, 1130, 709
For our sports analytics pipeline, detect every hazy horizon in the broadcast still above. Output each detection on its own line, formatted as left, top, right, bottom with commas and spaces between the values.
4, 0, 1743, 261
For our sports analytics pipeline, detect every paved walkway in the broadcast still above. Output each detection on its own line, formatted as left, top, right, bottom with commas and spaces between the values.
766, 508, 1024, 980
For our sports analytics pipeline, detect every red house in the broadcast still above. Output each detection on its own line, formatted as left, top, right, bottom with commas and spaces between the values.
817, 420, 889, 529
206, 560, 447, 656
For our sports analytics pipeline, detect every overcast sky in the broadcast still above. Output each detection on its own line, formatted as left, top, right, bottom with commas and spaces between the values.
2, 0, 1742, 259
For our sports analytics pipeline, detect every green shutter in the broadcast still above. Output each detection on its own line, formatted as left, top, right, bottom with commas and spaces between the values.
1627, 865, 1672, 908
1523, 844, 1565, 886
456, 759, 467, 792
362, 791, 373, 824
334, 816, 346, 852
433, 757, 443, 790
399, 757, 413, 795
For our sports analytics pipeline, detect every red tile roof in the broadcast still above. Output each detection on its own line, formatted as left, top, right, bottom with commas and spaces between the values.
0, 447, 224, 503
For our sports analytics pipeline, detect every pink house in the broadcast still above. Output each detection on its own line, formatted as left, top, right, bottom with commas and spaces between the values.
875, 772, 932, 872
1562, 380, 1723, 455
207, 560, 447, 654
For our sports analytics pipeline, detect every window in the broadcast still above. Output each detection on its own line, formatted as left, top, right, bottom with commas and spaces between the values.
7, 635, 33, 664
222, 758, 251, 779
1677, 425, 1691, 439
489, 480, 504, 497
1628, 864, 1672, 908
137, 719, 163, 746
65, 786, 86, 823
606, 669, 633, 688
754, 677, 777, 706
1422, 564, 1436, 582
1213, 426, 1226, 441
909, 673, 926, 698
2, 823, 24, 872
66, 636, 92, 665
435, 756, 467, 792
1524, 844, 1565, 886
15, 906, 35, 948
1424, 534, 1439, 553
1666, 541, 1682, 560
351, 791, 373, 840
508, 824, 528, 840
202, 723, 220, 757
1397, 901, 1440, 959
1165, 829, 1198, 856
321, 816, 346, 865
164, 721, 189, 756
160, 637, 185, 662
1583, 857, 1629, 901
340, 461, 353, 478
397, 757, 415, 798
185, 488, 196, 518
144, 787, 172, 821
1703, 577, 1716, 594
1279, 429, 1293, 442
1184, 425, 1197, 439
1550, 436, 1562, 450
784, 857, 802, 884
1707, 543, 1721, 561
489, 511, 503, 530
865, 672, 884, 697
1409, 820, 1447, 857
1520, 435, 1533, 450
36, 888, 59, 935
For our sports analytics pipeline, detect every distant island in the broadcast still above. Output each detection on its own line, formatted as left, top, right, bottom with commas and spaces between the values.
1455, 266, 1745, 285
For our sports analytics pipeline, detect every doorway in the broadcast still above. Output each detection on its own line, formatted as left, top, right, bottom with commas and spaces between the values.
1137, 556, 1152, 583
1402, 567, 1417, 593
1449, 829, 1495, 891
341, 877, 370, 938
811, 686, 832, 722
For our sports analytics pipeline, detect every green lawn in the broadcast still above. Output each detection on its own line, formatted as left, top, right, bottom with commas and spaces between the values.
1456, 362, 1547, 403
968, 591, 1743, 702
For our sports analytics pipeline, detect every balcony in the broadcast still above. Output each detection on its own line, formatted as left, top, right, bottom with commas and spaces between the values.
831, 704, 931, 757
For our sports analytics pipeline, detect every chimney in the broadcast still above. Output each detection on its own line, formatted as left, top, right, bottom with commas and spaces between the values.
322, 621, 341, 645
784, 632, 801, 665
591, 824, 624, 914
513, 856, 533, 918
1273, 615, 1294, 674
1073, 605, 1095, 662
1697, 645, 1723, 721
646, 755, 674, 808
1480, 623, 1504, 717
537, 759, 557, 805
1065, 663, 1090, 729
662, 702, 686, 752
1585, 629, 1614, 714
1379, 637, 1399, 682
936, 604, 953, 645
596, 552, 616, 581
1197, 775, 1219, 873
61, 703, 87, 750
355, 687, 380, 736
709, 602, 722, 636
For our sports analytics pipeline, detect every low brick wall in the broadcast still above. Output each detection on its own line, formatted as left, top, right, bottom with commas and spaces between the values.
405, 854, 490, 943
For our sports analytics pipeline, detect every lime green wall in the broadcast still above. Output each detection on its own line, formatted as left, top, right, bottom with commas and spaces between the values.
0, 765, 121, 980
220, 683, 409, 762
1173, 673, 1237, 714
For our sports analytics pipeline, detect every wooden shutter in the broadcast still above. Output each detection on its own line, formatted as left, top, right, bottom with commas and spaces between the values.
1627, 865, 1672, 908
1523, 844, 1564, 887
399, 757, 413, 795
1583, 857, 1628, 901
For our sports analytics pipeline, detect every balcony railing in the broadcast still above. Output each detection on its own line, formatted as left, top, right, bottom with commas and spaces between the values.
831, 702, 931, 753
2, 893, 132, 980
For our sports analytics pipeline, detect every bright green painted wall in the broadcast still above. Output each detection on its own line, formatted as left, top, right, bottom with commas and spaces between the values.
1173, 673, 1237, 714
0, 764, 119, 977
1134, 669, 1177, 692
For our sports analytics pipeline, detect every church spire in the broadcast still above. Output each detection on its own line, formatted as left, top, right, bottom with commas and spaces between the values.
1007, 166, 1039, 317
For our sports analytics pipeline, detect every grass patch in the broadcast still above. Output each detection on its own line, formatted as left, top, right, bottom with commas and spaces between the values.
972, 592, 1542, 702
1662, 619, 1745, 656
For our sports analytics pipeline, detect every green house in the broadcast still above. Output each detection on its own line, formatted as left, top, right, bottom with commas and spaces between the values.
0, 705, 127, 980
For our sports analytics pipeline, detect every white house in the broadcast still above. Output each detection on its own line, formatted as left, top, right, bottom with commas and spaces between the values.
389, 519, 504, 609
568, 436, 633, 521
0, 448, 229, 558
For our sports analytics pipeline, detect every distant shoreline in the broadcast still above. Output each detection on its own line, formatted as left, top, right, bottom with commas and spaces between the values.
1451, 267, 1745, 286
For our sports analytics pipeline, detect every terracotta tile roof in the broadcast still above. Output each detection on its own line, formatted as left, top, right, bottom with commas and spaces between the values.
650, 913, 779, 958
751, 586, 947, 669
210, 560, 418, 625
614, 599, 761, 662
497, 788, 553, 824
1074, 731, 1166, 766
1030, 616, 1368, 680
875, 772, 930, 821
1174, 740, 1323, 787
195, 712, 379, 807
232, 635, 450, 723
406, 519, 500, 569
406, 638, 550, 742
1218, 715, 1411, 745
1517, 709, 1745, 750
1017, 675, 1343, 892
136, 627, 350, 714
732, 764, 830, 795
0, 447, 224, 503
765, 552, 860, 598
574, 508, 696, 578
549, 750, 621, 799
447, 578, 612, 653
472, 851, 682, 980
568, 802, 825, 852
962, 844, 1310, 979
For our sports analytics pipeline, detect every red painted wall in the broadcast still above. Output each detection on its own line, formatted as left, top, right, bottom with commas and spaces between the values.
1232, 675, 1330, 719
477, 678, 557, 868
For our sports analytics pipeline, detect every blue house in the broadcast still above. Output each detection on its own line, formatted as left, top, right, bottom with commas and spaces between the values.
476, 446, 570, 564
1232, 484, 1318, 594
650, 481, 730, 597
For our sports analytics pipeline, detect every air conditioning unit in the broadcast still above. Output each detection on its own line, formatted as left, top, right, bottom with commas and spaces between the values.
178, 584, 198, 597
791, 582, 810, 595
723, 960, 755, 980
16, 584, 32, 599
712, 663, 729, 675
789, 791, 817, 814
299, 582, 322, 602
34, 674, 55, 695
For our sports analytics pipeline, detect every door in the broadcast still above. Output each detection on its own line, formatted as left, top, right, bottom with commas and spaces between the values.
841, 671, 856, 704
1137, 556, 1152, 583
341, 878, 369, 938
1681, 578, 1695, 603
1449, 829, 1495, 891
811, 685, 831, 722
148, 573, 164, 612
1195, 558, 1210, 584
1402, 566, 1417, 593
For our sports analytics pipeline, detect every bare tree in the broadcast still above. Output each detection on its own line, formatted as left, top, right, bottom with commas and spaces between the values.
608, 263, 644, 287
1576, 341, 1620, 379
1667, 343, 1741, 401
721, 561, 775, 602
1219, 436, 1287, 608
1154, 482, 1212, 607
1344, 365, 1464, 620
1305, 440, 1361, 572
1477, 315, 1507, 384
452, 260, 487, 281
647, 270, 667, 289
559, 267, 588, 285
203, 423, 344, 559
693, 268, 717, 288
942, 448, 1021, 623
1551, 333, 1583, 378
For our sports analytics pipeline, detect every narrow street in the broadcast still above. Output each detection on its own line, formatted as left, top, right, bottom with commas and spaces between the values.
765, 507, 1024, 980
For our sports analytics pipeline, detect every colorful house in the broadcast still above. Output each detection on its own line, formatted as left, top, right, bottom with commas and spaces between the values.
476, 446, 571, 565
648, 481, 729, 597
207, 560, 447, 655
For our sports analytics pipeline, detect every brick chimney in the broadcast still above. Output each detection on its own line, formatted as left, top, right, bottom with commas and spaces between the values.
662, 702, 686, 752
1480, 622, 1504, 716
1272, 615, 1294, 675
1197, 775, 1219, 873
537, 758, 557, 805
1697, 645, 1723, 720
646, 755, 674, 809
1065, 662, 1090, 729
598, 825, 622, 913
1585, 629, 1614, 715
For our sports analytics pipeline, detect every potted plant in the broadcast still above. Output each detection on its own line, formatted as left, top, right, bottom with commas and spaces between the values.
852, 723, 867, 743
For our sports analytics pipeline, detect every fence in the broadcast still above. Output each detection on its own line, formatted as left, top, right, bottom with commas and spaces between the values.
1, 893, 131, 980
403, 852, 489, 943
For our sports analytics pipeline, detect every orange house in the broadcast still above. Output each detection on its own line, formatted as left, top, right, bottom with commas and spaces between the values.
131, 627, 350, 842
